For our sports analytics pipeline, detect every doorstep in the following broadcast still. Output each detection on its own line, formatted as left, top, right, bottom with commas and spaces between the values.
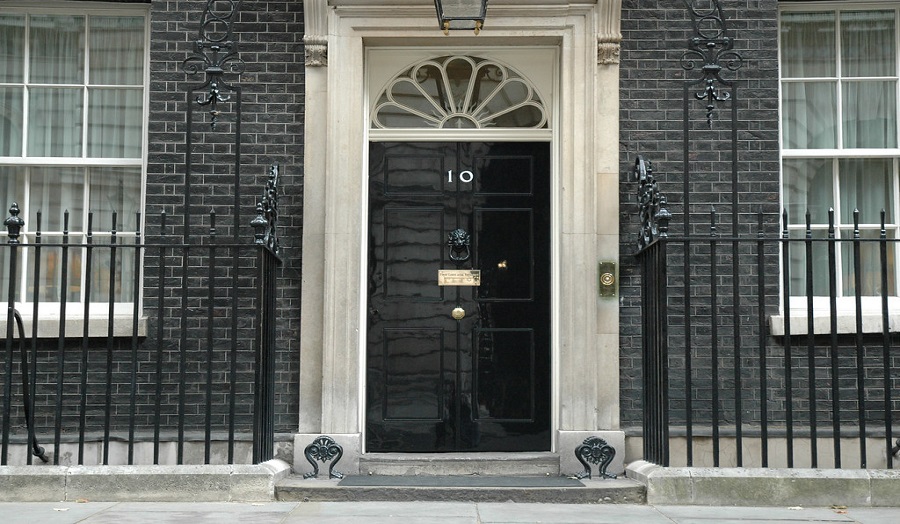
358, 452, 562, 476
275, 474, 646, 504
282, 447, 637, 503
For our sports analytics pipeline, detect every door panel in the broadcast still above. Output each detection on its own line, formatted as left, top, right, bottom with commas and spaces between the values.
367, 141, 550, 452
475, 328, 535, 420
383, 328, 444, 420
475, 209, 534, 300
383, 208, 444, 300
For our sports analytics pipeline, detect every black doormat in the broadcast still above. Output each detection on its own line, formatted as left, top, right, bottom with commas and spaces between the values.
338, 475, 585, 488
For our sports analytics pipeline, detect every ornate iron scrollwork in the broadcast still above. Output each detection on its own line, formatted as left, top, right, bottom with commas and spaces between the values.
681, 0, 743, 127
447, 228, 471, 263
891, 438, 900, 459
634, 156, 672, 252
251, 164, 280, 256
303, 435, 344, 479
182, 0, 246, 129
573, 436, 617, 480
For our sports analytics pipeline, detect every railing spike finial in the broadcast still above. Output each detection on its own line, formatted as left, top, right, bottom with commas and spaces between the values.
4, 203, 24, 244
251, 202, 267, 243
781, 208, 789, 238
828, 207, 836, 237
656, 196, 672, 238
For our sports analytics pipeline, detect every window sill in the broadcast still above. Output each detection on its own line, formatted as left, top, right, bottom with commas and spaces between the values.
769, 313, 900, 336
0, 314, 149, 339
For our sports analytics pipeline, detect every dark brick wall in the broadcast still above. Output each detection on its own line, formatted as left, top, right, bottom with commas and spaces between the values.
145, 0, 304, 433
618, 0, 782, 429
1, 1, 304, 450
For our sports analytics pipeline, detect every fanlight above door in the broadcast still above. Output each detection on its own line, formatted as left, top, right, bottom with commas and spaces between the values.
370, 55, 548, 129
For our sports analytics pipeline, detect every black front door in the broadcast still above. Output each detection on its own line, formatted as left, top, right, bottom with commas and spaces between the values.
366, 142, 551, 452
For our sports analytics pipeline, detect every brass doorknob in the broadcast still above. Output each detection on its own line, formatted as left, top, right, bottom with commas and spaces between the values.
451, 307, 466, 320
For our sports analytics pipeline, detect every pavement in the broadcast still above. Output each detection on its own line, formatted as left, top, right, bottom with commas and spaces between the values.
0, 501, 898, 523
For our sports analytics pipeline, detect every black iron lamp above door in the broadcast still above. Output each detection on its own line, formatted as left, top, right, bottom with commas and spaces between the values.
434, 0, 488, 35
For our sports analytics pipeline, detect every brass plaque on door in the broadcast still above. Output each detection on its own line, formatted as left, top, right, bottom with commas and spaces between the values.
438, 270, 481, 286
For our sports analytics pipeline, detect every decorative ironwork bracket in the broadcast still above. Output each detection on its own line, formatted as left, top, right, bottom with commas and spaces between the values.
572, 436, 617, 480
634, 156, 671, 252
303, 435, 344, 479
891, 438, 900, 459
681, 0, 743, 127
251, 165, 280, 256
182, 0, 246, 129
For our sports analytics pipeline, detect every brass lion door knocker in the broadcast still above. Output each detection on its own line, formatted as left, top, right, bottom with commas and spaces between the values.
447, 228, 471, 263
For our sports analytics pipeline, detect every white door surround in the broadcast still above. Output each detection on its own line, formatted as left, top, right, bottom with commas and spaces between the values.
297, 0, 624, 476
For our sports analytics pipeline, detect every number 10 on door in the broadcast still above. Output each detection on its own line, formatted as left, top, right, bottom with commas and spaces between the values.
448, 170, 474, 183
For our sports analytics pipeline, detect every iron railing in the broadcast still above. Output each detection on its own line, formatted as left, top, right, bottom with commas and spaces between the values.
635, 158, 900, 469
0, 168, 281, 466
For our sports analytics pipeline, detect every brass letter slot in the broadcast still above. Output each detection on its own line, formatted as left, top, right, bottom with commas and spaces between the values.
438, 270, 481, 286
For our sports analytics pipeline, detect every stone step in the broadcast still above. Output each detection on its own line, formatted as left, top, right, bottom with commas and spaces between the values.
275, 475, 646, 504
358, 452, 561, 476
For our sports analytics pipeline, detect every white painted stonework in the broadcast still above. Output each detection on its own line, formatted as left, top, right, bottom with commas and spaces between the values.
299, 0, 623, 472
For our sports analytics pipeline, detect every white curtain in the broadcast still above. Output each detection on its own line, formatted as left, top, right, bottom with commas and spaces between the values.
783, 158, 833, 225
784, 158, 832, 296
89, 88, 142, 158
0, 88, 23, 157
89, 166, 141, 232
89, 16, 144, 85
841, 11, 896, 77
27, 16, 85, 157
28, 87, 83, 157
781, 12, 837, 149
782, 10, 900, 150
839, 159, 895, 295
0, 14, 24, 82
841, 11, 897, 148
0, 15, 24, 157
782, 82, 836, 149
88, 16, 144, 158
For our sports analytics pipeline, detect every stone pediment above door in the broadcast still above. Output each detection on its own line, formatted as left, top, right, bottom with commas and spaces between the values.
309, 1, 623, 66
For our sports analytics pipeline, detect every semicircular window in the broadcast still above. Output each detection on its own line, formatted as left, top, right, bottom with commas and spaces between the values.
371, 55, 548, 130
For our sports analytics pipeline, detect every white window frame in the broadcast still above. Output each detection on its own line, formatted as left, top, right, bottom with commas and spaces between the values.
0, 2, 150, 334
777, 1, 900, 332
